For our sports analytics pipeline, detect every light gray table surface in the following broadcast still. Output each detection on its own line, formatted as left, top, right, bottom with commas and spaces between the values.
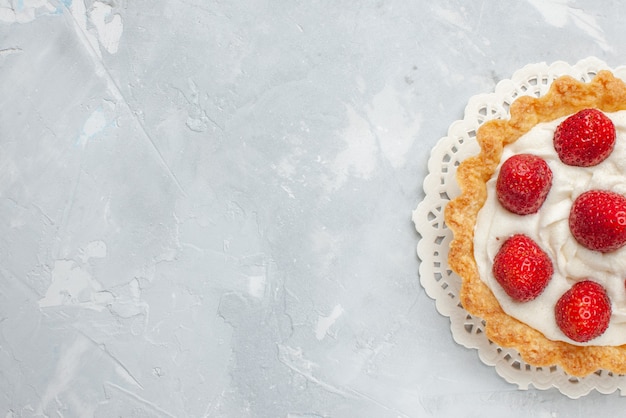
3, 1, 626, 417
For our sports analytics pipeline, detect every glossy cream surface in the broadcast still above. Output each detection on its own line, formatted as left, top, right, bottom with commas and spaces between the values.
474, 110, 626, 346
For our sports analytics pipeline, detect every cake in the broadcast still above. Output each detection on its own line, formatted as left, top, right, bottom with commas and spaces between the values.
445, 69, 626, 377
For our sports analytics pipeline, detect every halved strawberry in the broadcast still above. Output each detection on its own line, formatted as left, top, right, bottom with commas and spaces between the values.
553, 108, 615, 167
492, 234, 553, 302
569, 190, 626, 253
555, 280, 611, 343
495, 154, 553, 215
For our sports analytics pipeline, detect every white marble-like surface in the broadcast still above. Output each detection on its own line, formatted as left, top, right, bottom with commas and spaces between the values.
3, 1, 626, 416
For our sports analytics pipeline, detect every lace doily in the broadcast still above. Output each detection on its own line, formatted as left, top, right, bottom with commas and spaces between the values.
412, 57, 626, 398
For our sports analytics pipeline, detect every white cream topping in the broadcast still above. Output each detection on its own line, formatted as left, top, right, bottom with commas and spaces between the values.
474, 110, 626, 346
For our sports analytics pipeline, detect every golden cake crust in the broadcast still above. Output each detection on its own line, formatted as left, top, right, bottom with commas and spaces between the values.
445, 70, 626, 377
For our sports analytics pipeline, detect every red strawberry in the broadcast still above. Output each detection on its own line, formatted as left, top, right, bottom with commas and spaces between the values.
569, 190, 626, 253
496, 154, 553, 215
553, 108, 615, 167
555, 280, 611, 343
492, 234, 553, 302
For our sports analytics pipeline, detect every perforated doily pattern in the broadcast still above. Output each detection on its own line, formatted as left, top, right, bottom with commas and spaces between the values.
413, 57, 626, 398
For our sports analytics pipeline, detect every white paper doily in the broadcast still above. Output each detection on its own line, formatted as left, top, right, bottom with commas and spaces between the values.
412, 57, 626, 398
